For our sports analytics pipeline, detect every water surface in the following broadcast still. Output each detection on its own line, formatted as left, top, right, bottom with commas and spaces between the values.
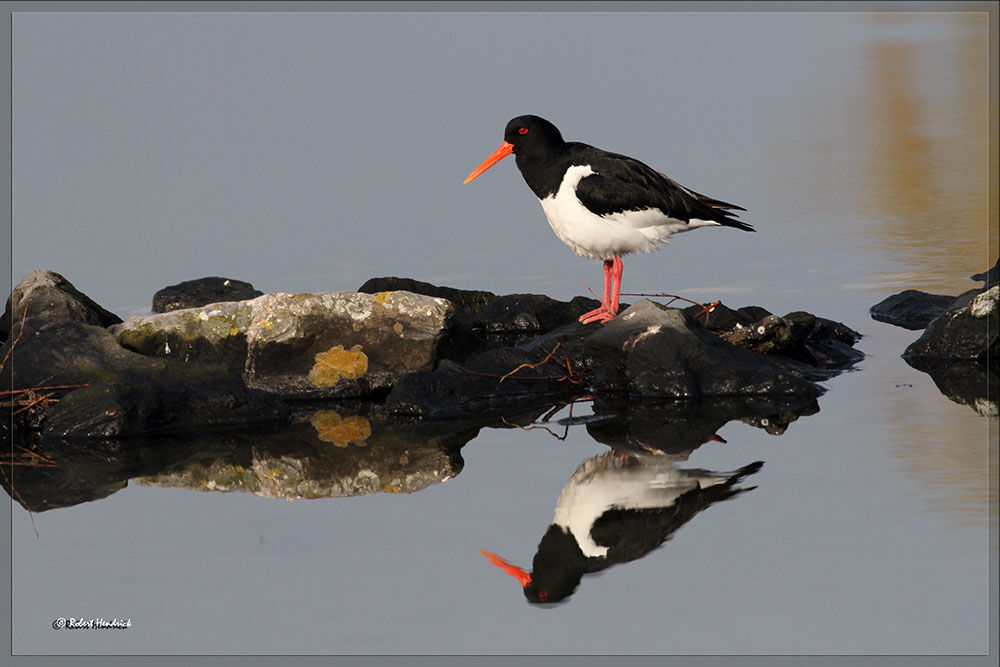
7, 8, 996, 657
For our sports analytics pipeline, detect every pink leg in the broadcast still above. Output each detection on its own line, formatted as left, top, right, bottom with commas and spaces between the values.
608, 256, 623, 315
579, 257, 622, 324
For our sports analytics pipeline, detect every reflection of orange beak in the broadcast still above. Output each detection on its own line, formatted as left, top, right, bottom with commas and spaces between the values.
463, 141, 514, 184
479, 549, 532, 587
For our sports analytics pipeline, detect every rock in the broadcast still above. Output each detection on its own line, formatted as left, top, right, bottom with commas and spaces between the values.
358, 276, 497, 321
152, 276, 264, 313
685, 302, 863, 369
1, 269, 121, 342
870, 289, 965, 330
470, 293, 603, 336
584, 300, 824, 398
1, 318, 288, 439
903, 285, 998, 363
112, 290, 453, 398
970, 259, 999, 286
386, 345, 585, 420
359, 276, 498, 362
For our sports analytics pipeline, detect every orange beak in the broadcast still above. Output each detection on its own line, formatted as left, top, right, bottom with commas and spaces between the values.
479, 549, 532, 587
463, 141, 514, 184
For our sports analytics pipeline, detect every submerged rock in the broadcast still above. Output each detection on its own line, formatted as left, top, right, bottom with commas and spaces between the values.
970, 258, 999, 287
869, 289, 960, 330
1, 269, 121, 342
152, 276, 264, 313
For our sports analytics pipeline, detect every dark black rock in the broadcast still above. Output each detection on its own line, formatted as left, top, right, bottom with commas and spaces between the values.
386, 345, 587, 420
584, 300, 824, 399
870, 289, 962, 330
1, 269, 122, 342
470, 293, 603, 336
970, 259, 999, 287
358, 276, 497, 321
684, 302, 863, 370
152, 276, 263, 313
1, 318, 288, 439
903, 286, 998, 363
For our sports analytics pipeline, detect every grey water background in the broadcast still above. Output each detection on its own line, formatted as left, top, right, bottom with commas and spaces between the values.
7, 8, 997, 656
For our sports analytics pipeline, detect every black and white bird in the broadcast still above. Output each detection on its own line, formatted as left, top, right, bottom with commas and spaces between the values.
464, 115, 754, 324
480, 453, 763, 604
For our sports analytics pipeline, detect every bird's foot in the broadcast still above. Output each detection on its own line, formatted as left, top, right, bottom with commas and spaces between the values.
579, 306, 616, 324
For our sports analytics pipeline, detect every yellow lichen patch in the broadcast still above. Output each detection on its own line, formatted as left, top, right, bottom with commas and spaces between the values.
308, 344, 368, 387
374, 291, 393, 306
310, 410, 371, 447
382, 482, 402, 493
398, 454, 409, 465
259, 319, 274, 331
393, 322, 403, 334
229, 326, 241, 336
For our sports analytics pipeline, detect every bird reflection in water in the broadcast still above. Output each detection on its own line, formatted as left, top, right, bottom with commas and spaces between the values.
481, 452, 763, 605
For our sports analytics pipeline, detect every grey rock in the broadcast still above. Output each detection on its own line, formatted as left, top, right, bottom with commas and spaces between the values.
112, 290, 453, 398
1, 269, 121, 342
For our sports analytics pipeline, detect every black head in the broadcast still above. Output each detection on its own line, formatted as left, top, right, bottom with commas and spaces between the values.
502, 115, 565, 156
463, 114, 568, 189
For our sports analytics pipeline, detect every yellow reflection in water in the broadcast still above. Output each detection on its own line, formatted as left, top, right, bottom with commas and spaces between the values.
861, 13, 995, 293
860, 13, 996, 529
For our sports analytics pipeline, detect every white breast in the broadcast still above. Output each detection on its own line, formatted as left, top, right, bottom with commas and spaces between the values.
552, 454, 730, 559
538, 164, 720, 261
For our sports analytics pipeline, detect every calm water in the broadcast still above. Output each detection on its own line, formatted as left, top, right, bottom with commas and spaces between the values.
7, 9, 996, 657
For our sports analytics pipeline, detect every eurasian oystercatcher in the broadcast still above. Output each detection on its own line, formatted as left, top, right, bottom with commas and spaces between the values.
464, 115, 754, 324
480, 453, 763, 604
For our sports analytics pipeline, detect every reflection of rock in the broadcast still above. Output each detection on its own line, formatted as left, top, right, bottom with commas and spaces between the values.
481, 454, 763, 605
904, 285, 998, 363
1, 407, 478, 512
152, 276, 263, 313
113, 290, 453, 398
309, 410, 372, 447
137, 411, 471, 499
586, 395, 820, 455
903, 358, 999, 418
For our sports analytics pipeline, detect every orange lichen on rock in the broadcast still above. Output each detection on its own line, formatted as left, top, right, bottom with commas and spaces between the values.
309, 410, 371, 447
308, 344, 368, 387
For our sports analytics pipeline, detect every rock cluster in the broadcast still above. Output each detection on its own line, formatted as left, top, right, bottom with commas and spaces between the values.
870, 259, 998, 417
3, 269, 864, 439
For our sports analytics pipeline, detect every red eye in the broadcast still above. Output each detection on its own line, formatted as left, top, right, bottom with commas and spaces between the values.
518, 127, 528, 135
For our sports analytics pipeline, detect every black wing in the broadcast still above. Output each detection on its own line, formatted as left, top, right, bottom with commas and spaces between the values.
571, 145, 753, 231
